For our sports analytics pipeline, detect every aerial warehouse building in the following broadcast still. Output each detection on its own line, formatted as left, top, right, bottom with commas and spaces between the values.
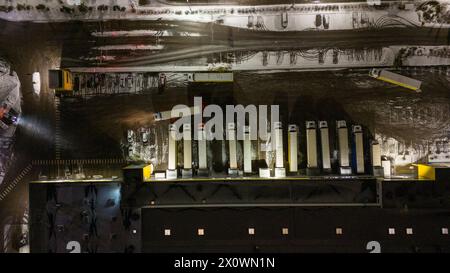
288, 124, 298, 174
243, 126, 252, 175
371, 140, 384, 177
182, 123, 193, 178
197, 124, 209, 177
167, 124, 178, 179
306, 121, 319, 176
337, 120, 351, 175
227, 123, 239, 177
319, 121, 331, 173
274, 122, 286, 178
352, 125, 365, 174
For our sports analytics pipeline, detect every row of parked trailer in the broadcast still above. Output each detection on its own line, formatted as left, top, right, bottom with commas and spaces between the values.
159, 120, 390, 179
50, 70, 235, 97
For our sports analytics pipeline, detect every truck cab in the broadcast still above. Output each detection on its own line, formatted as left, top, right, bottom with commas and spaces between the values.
49, 69, 74, 97
369, 68, 381, 78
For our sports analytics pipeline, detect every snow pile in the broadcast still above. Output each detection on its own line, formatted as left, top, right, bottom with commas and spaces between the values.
1, 0, 450, 32
0, 59, 21, 112
0, 59, 21, 186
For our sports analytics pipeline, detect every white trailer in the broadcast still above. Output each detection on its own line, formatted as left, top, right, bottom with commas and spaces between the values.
187, 72, 233, 83
197, 124, 208, 170
274, 122, 284, 169
167, 124, 178, 179
181, 123, 193, 178
183, 124, 192, 170
369, 69, 422, 92
227, 123, 238, 171
243, 126, 252, 174
337, 120, 351, 175
288, 124, 298, 173
306, 121, 318, 168
319, 121, 331, 171
371, 140, 384, 177
371, 141, 382, 167
274, 122, 286, 177
352, 125, 365, 174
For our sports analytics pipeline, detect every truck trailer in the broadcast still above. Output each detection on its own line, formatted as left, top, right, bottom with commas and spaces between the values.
187, 72, 233, 83
369, 69, 422, 92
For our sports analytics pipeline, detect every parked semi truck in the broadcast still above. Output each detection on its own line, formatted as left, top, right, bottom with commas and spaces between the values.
49, 69, 74, 97
369, 68, 422, 92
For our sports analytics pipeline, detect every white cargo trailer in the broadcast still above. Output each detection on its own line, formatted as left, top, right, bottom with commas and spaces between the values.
187, 72, 233, 83
337, 120, 351, 175
352, 125, 365, 174
167, 124, 178, 179
319, 121, 331, 171
197, 124, 208, 170
288, 125, 298, 173
369, 69, 422, 92
243, 126, 252, 174
306, 121, 318, 168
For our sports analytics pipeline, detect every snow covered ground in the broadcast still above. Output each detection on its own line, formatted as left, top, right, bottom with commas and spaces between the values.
231, 46, 450, 70
71, 46, 450, 73
0, 0, 449, 32
0, 59, 21, 186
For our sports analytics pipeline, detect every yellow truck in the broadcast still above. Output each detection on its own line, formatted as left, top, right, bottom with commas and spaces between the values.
123, 164, 153, 182
49, 69, 74, 97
